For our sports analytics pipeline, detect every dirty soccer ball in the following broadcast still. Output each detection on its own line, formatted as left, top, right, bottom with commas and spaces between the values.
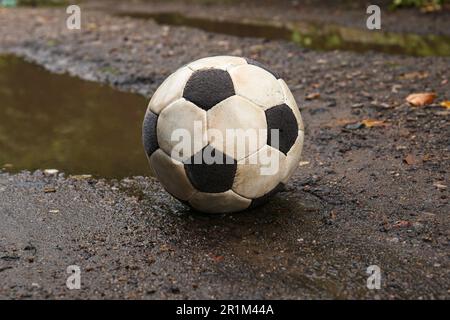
142, 56, 304, 213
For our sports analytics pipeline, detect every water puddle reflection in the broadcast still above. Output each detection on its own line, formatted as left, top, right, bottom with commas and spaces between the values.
0, 55, 150, 178
118, 11, 450, 57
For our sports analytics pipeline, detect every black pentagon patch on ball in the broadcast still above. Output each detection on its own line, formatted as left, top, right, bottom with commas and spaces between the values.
142, 110, 159, 157
265, 104, 298, 155
245, 57, 281, 79
248, 183, 285, 210
183, 69, 235, 111
184, 145, 237, 193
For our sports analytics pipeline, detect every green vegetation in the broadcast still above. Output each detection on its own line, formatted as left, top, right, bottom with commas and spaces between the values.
390, 0, 446, 9
290, 20, 450, 57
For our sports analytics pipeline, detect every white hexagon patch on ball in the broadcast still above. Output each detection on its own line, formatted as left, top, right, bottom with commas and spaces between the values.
142, 56, 304, 214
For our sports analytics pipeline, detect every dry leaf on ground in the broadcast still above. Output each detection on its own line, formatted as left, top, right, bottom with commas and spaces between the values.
209, 254, 224, 263
361, 119, 387, 128
406, 92, 436, 107
439, 101, 450, 109
403, 154, 417, 165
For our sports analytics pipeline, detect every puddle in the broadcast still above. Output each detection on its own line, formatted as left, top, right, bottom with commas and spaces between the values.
0, 55, 150, 178
118, 11, 450, 57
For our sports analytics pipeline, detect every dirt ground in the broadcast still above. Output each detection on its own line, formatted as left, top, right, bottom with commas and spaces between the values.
0, 3, 449, 299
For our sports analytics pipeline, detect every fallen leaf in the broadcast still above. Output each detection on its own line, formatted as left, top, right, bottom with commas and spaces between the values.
439, 101, 450, 109
209, 254, 224, 263
403, 154, 417, 165
406, 92, 436, 107
361, 119, 387, 128
305, 92, 320, 100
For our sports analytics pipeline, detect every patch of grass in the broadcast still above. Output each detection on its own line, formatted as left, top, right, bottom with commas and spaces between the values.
384, 61, 402, 68
141, 0, 241, 4
99, 66, 120, 75
390, 0, 446, 9
46, 39, 58, 47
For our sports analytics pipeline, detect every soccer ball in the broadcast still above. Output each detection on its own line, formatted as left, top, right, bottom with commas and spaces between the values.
142, 56, 304, 213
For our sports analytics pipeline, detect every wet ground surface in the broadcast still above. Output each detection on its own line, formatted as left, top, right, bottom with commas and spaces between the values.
0, 5, 449, 299
103, 0, 450, 37
115, 11, 450, 57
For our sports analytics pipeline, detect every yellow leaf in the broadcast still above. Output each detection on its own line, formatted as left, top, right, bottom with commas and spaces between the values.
361, 119, 387, 128
406, 92, 436, 107
440, 101, 450, 109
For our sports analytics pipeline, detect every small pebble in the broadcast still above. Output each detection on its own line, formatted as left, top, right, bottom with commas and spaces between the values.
44, 169, 59, 176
